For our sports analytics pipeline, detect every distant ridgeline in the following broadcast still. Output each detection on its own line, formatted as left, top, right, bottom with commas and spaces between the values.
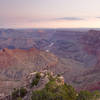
0, 70, 100, 100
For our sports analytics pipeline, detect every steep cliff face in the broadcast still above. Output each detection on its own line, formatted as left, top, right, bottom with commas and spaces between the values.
81, 30, 100, 67
0, 48, 59, 79
0, 70, 66, 100
72, 30, 100, 91
0, 47, 85, 95
0, 48, 57, 69
0, 48, 58, 95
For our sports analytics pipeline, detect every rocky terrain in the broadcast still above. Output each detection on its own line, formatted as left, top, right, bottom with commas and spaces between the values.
0, 70, 65, 100
0, 47, 58, 95
0, 29, 100, 96
1, 70, 100, 100
73, 30, 100, 91
0, 47, 85, 96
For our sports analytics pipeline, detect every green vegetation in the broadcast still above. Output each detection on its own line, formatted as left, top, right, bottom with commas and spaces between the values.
77, 90, 93, 100
17, 97, 22, 100
12, 87, 27, 100
31, 72, 41, 87
31, 79, 77, 100
11, 72, 100, 100
19, 87, 27, 97
31, 79, 100, 100
12, 88, 19, 99
76, 90, 100, 100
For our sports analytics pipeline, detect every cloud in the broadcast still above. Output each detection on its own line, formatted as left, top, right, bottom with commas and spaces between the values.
96, 17, 100, 19
54, 17, 84, 21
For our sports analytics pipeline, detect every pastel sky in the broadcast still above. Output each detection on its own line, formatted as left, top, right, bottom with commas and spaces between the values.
0, 0, 100, 28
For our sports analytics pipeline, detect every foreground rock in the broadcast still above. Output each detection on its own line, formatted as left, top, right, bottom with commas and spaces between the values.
1, 70, 100, 100
0, 70, 65, 100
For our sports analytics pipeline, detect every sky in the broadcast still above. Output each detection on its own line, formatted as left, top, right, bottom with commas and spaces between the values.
0, 0, 100, 28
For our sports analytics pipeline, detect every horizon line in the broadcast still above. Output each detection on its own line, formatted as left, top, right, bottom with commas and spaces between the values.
0, 27, 100, 30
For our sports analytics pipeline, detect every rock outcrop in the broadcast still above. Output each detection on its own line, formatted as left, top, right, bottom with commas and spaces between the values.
0, 70, 65, 100
0, 48, 58, 95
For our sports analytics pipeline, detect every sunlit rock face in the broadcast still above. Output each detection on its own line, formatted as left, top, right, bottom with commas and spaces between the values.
81, 30, 100, 67
0, 48, 58, 95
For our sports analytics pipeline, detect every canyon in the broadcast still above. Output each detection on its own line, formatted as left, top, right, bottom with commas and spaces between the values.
0, 29, 100, 96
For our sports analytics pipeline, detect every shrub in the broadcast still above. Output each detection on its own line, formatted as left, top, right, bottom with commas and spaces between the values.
35, 72, 41, 79
31, 80, 77, 100
76, 90, 93, 100
92, 91, 100, 99
20, 87, 27, 97
12, 88, 27, 100
31, 73, 41, 87
12, 88, 19, 100
17, 97, 22, 100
